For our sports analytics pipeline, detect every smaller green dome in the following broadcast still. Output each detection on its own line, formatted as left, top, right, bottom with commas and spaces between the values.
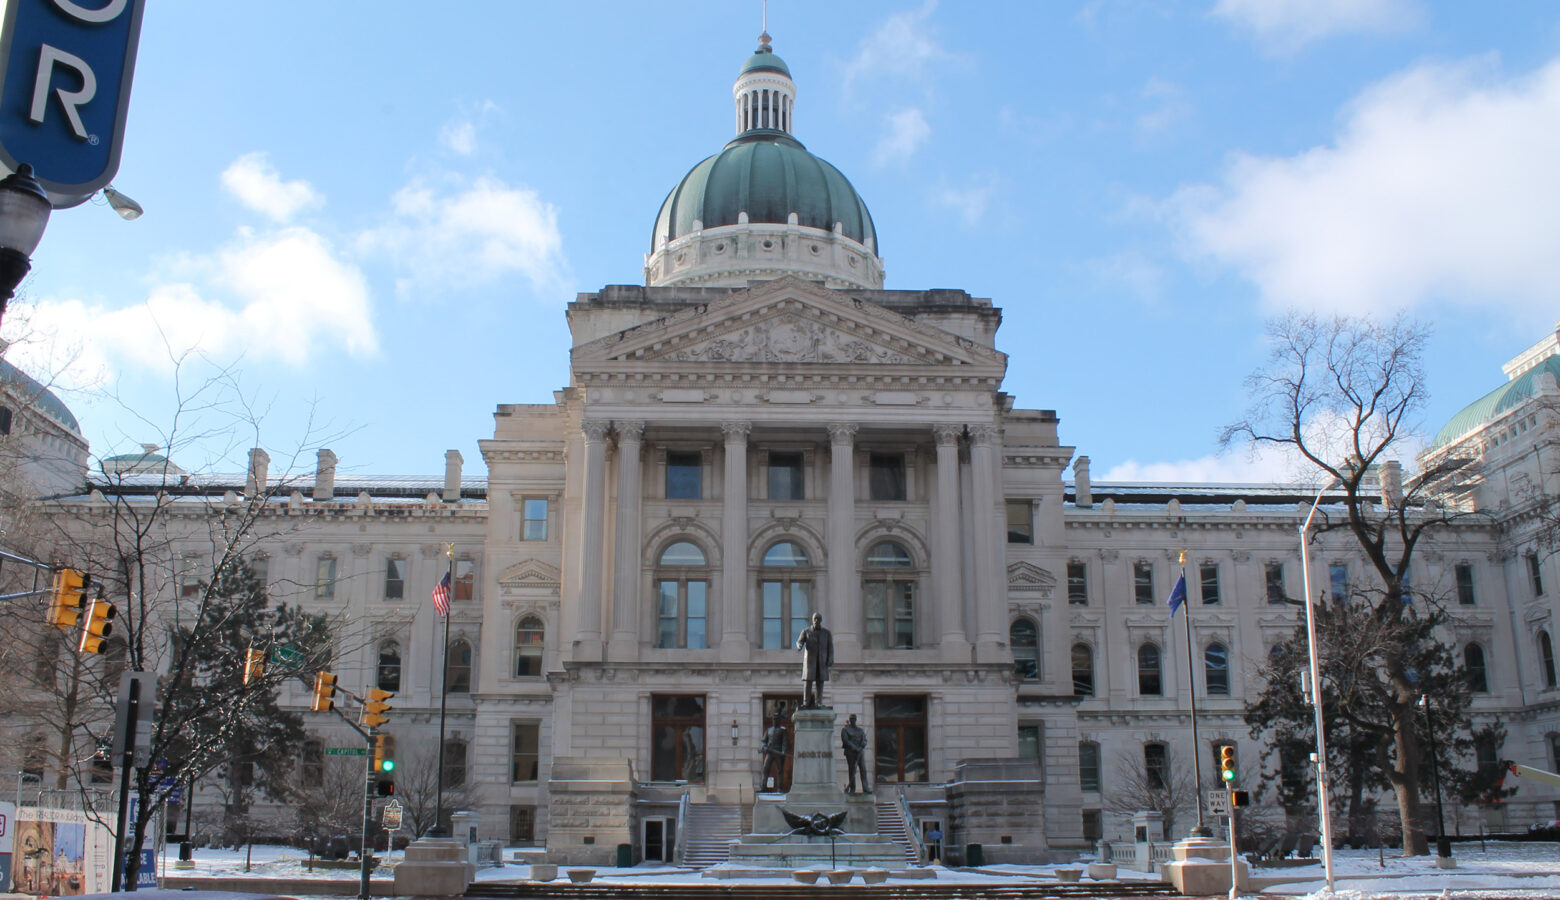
0, 358, 79, 434
740, 48, 789, 77
1432, 355, 1560, 448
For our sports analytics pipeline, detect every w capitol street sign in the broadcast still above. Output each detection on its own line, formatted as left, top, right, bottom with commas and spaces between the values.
0, 0, 145, 204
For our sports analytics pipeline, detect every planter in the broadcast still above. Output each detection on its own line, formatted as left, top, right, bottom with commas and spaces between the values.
862, 868, 889, 884
1055, 868, 1083, 883
1087, 863, 1117, 880
566, 868, 595, 884
792, 870, 820, 884
827, 869, 856, 884
530, 863, 557, 882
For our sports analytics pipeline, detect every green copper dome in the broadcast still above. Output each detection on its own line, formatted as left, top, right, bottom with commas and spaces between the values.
740, 47, 790, 76
651, 132, 878, 252
1431, 354, 1560, 448
1, 358, 79, 434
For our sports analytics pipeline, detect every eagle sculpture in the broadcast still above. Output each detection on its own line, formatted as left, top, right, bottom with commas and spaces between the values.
781, 808, 848, 837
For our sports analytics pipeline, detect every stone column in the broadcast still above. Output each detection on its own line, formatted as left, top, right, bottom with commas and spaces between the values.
968, 424, 1005, 658
827, 423, 860, 658
608, 420, 645, 661
720, 421, 752, 659
932, 424, 968, 657
577, 419, 611, 651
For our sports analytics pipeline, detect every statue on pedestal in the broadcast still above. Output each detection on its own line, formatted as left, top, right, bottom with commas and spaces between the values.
760, 714, 788, 791
795, 612, 833, 708
841, 713, 870, 794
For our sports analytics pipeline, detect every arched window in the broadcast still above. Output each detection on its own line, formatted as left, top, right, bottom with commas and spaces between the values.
1072, 643, 1094, 697
760, 541, 813, 649
377, 640, 401, 692
446, 638, 473, 694
1138, 643, 1162, 696
1205, 642, 1229, 696
1543, 631, 1557, 689
1010, 618, 1039, 680
514, 615, 544, 678
655, 541, 709, 649
863, 541, 916, 649
1464, 643, 1488, 693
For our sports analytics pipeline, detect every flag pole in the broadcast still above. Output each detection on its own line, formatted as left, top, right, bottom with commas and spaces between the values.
431, 543, 454, 837
1179, 550, 1211, 838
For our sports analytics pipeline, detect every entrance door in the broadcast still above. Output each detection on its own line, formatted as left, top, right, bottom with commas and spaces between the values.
761, 694, 803, 792
642, 817, 675, 863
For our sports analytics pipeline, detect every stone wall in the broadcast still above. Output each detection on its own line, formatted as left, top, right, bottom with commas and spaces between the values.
946, 758, 1046, 864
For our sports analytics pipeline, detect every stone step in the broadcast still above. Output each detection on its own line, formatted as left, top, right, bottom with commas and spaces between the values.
468, 878, 1180, 899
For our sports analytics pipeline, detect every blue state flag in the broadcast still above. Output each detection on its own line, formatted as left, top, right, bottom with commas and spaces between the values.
1167, 573, 1187, 617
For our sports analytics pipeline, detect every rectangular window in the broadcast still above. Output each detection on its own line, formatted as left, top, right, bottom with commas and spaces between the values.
1018, 724, 1044, 784
315, 557, 337, 601
454, 559, 476, 602
1134, 562, 1154, 605
179, 556, 203, 599
1067, 562, 1088, 605
1082, 809, 1102, 843
1006, 500, 1033, 544
511, 722, 540, 783
509, 806, 536, 843
1199, 562, 1221, 605
767, 451, 804, 500
1265, 562, 1286, 604
1329, 563, 1349, 602
651, 695, 706, 782
1079, 742, 1101, 793
443, 738, 468, 788
761, 580, 812, 650
521, 498, 549, 541
657, 580, 708, 649
249, 557, 269, 598
1530, 553, 1545, 596
874, 695, 928, 783
1456, 564, 1476, 606
384, 558, 405, 601
863, 580, 914, 649
1144, 743, 1168, 790
665, 451, 703, 499
868, 452, 906, 501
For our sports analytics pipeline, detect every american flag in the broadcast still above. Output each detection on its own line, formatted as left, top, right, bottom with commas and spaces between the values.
431, 571, 451, 617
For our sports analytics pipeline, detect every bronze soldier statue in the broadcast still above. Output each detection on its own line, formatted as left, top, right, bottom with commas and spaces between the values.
760, 714, 788, 791
841, 713, 870, 794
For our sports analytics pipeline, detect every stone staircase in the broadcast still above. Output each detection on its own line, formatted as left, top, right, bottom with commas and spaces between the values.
680, 802, 744, 867
873, 795, 921, 865
467, 881, 1181, 898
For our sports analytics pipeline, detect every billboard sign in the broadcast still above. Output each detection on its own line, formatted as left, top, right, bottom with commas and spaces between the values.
0, 0, 147, 203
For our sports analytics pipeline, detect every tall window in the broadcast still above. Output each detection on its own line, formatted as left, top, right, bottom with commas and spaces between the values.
514, 615, 544, 677
446, 638, 473, 694
1082, 810, 1103, 843
1134, 562, 1154, 604
651, 695, 706, 782
1199, 562, 1221, 605
384, 558, 406, 601
1530, 553, 1546, 596
1018, 724, 1044, 782
250, 557, 269, 598
1006, 500, 1033, 543
760, 541, 813, 649
1205, 642, 1229, 695
521, 498, 549, 541
301, 739, 323, 788
1067, 562, 1088, 605
377, 640, 401, 692
511, 721, 539, 783
443, 738, 468, 788
1266, 562, 1286, 604
868, 452, 906, 501
1138, 642, 1162, 696
1144, 742, 1169, 790
1072, 643, 1094, 697
863, 541, 915, 649
874, 695, 928, 783
1543, 631, 1557, 689
1455, 564, 1476, 606
1011, 618, 1039, 680
510, 807, 536, 843
1464, 643, 1488, 693
767, 451, 804, 500
1079, 741, 1101, 792
315, 557, 337, 601
1329, 563, 1349, 601
655, 541, 709, 649
666, 451, 702, 499
454, 559, 476, 602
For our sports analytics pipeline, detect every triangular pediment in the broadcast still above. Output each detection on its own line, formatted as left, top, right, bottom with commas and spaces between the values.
574, 276, 1005, 372
498, 558, 561, 588
1007, 561, 1056, 592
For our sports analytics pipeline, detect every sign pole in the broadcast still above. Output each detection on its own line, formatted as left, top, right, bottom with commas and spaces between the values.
111, 673, 142, 892
1228, 805, 1238, 900
360, 728, 376, 900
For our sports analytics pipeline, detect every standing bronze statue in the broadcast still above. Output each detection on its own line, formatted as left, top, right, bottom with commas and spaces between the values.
841, 713, 870, 794
759, 714, 788, 791
795, 612, 833, 708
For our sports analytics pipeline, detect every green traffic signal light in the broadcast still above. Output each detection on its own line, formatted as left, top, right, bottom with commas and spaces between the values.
1221, 768, 1235, 782
381, 758, 395, 772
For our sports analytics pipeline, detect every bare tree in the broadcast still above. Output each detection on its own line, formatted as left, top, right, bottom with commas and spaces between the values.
1222, 311, 1484, 856
289, 756, 371, 863
1104, 748, 1197, 839
393, 740, 475, 839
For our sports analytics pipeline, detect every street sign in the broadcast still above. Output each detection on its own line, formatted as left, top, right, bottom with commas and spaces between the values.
0, 0, 147, 203
325, 746, 366, 756
1207, 789, 1231, 816
382, 800, 402, 830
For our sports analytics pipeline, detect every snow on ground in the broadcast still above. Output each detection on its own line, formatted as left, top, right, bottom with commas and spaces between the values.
155, 840, 1560, 897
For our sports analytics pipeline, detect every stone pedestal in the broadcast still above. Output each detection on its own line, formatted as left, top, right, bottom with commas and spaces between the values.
1160, 836, 1249, 896
392, 837, 474, 897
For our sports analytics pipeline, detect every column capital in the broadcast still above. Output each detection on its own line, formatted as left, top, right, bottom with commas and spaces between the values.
582, 419, 612, 442
827, 422, 858, 445
722, 421, 752, 442
968, 423, 999, 446
932, 424, 963, 447
616, 420, 645, 442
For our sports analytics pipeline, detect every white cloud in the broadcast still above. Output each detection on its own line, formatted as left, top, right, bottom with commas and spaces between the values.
932, 175, 997, 228
357, 176, 567, 296
1211, 0, 1420, 54
1101, 450, 1299, 484
844, 1, 947, 95
873, 107, 931, 166
1168, 55, 1560, 318
1136, 77, 1190, 136
439, 101, 499, 156
220, 152, 322, 223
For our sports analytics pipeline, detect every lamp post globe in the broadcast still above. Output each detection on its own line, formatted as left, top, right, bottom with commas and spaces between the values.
0, 163, 53, 322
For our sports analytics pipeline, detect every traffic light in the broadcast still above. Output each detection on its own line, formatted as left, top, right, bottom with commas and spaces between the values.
1231, 790, 1251, 808
242, 647, 265, 685
311, 671, 337, 711
48, 568, 88, 629
373, 734, 395, 795
78, 595, 116, 654
363, 688, 394, 728
1219, 744, 1238, 784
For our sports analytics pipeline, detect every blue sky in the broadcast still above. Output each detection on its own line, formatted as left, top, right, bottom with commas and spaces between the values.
5, 0, 1558, 483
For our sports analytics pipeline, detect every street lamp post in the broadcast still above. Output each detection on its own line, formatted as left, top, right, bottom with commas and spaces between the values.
1419, 695, 1450, 857
1299, 479, 1340, 892
0, 164, 53, 327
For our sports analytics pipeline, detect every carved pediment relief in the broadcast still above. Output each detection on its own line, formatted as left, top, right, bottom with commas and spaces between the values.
1008, 561, 1056, 593
664, 314, 922, 365
499, 558, 562, 590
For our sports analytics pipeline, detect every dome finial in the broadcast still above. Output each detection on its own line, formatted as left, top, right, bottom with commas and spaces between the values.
758, 0, 771, 52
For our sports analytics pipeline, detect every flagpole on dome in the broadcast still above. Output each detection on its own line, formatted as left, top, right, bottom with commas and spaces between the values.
1170, 549, 1211, 837
429, 543, 455, 837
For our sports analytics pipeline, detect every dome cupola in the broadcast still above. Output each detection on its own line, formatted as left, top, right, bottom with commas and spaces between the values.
645, 33, 884, 291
